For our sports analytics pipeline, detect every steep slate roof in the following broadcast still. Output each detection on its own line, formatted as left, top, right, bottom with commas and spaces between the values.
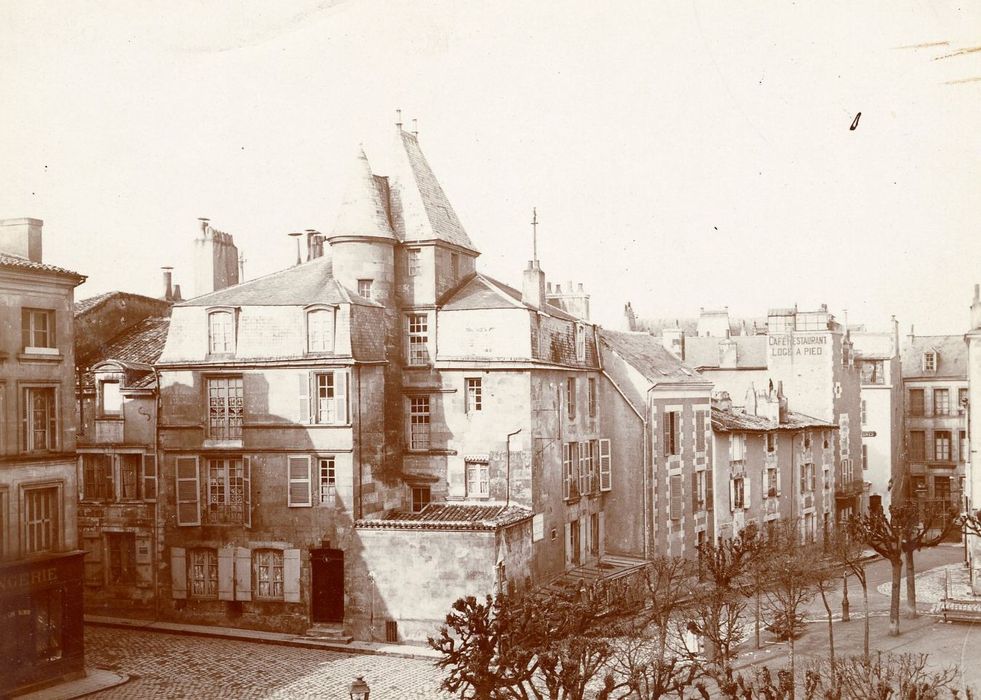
389, 129, 479, 253
178, 256, 381, 308
711, 405, 835, 433
356, 503, 532, 531
77, 316, 171, 389
902, 335, 967, 379
328, 147, 397, 241
0, 252, 85, 282
599, 329, 707, 385
440, 272, 577, 321
683, 335, 769, 369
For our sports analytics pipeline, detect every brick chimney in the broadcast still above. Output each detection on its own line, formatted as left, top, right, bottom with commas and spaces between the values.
0, 218, 43, 262
522, 260, 546, 309
193, 218, 240, 296
162, 267, 174, 301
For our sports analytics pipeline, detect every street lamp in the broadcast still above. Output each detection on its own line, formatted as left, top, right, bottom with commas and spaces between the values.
349, 676, 370, 700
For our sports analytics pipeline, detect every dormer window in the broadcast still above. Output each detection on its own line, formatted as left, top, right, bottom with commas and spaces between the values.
575, 323, 586, 362
208, 309, 236, 354
306, 307, 335, 353
100, 379, 122, 416
923, 351, 937, 372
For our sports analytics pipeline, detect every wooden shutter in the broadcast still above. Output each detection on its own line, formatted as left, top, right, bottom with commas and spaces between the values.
143, 454, 157, 501
176, 457, 200, 526
706, 469, 714, 510
599, 439, 612, 491
218, 547, 235, 601
669, 474, 682, 520
564, 523, 572, 565
578, 442, 587, 496
663, 414, 672, 456
729, 476, 736, 512
243, 457, 252, 528
283, 549, 301, 603
692, 470, 700, 512
170, 547, 187, 599
234, 546, 252, 601
288, 456, 312, 507
298, 373, 310, 423
598, 511, 606, 557
776, 464, 782, 496
336, 372, 349, 424
800, 467, 806, 494
743, 473, 751, 507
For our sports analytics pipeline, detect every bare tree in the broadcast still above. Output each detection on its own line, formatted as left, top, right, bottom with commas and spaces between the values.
803, 653, 965, 699
900, 500, 960, 618
826, 527, 871, 657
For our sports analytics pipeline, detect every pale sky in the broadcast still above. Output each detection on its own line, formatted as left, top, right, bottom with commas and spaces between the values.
2, 1, 979, 335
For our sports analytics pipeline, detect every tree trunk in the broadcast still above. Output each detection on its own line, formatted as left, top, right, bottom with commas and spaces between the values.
904, 548, 918, 618
820, 585, 835, 668
861, 574, 870, 658
841, 572, 850, 622
789, 634, 796, 700
889, 557, 902, 636
755, 590, 761, 649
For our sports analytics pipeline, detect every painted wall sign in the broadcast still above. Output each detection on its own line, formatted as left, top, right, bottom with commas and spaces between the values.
862, 431, 877, 438
768, 334, 828, 357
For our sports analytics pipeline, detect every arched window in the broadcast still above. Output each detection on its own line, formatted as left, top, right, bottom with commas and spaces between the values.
208, 310, 235, 354
306, 308, 334, 353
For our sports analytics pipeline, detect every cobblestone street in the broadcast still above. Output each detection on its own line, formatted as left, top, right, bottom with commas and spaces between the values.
85, 627, 452, 700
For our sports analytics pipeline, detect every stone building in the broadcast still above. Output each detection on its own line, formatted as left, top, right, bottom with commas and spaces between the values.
851, 319, 904, 512
74, 291, 172, 614
154, 127, 627, 643
659, 305, 863, 520
599, 329, 713, 558
710, 385, 836, 544
900, 329, 967, 515
965, 284, 981, 592
0, 217, 87, 696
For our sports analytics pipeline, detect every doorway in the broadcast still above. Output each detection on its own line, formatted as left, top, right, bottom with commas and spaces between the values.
310, 548, 344, 623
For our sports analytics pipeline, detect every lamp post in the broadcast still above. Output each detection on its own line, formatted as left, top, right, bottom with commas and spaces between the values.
349, 676, 370, 700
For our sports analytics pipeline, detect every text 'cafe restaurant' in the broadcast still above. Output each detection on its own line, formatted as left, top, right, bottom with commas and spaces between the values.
0, 551, 85, 696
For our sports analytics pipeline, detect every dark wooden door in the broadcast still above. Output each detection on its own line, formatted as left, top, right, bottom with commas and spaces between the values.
310, 548, 344, 623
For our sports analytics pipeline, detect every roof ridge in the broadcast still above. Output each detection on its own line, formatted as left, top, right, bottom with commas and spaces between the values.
179, 255, 333, 306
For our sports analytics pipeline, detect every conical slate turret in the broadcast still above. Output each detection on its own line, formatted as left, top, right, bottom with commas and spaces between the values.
328, 147, 397, 242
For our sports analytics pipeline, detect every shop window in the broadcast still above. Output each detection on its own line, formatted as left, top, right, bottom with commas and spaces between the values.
254, 549, 284, 600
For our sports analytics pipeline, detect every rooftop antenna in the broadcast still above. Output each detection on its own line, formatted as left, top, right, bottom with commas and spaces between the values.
531, 207, 539, 265
288, 232, 303, 266
395, 108, 403, 131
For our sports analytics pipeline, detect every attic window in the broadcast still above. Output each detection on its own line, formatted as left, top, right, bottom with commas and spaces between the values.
306, 307, 335, 353
575, 323, 586, 362
208, 309, 236, 354
923, 351, 936, 372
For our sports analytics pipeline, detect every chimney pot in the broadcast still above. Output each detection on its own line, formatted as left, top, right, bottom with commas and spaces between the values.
161, 266, 174, 301
556, 284, 562, 293
577, 282, 584, 292
172, 284, 182, 301
547, 282, 552, 293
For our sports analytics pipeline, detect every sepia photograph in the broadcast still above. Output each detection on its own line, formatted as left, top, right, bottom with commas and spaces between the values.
1, 1, 980, 697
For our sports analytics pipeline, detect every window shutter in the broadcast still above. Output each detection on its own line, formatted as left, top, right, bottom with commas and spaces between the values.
447, 456, 466, 498
663, 415, 671, 456
218, 547, 235, 601
692, 470, 700, 512
729, 477, 736, 512
598, 511, 606, 557
578, 442, 587, 496
599, 438, 612, 491
776, 464, 782, 496
336, 372, 349, 424
234, 546, 252, 601
170, 547, 187, 599
800, 468, 806, 494
143, 454, 157, 501
744, 473, 751, 507
21, 312, 30, 349
706, 470, 714, 510
176, 457, 200, 526
564, 523, 572, 565
288, 456, 312, 507
669, 474, 682, 520
283, 549, 301, 603
298, 373, 310, 423
243, 457, 252, 528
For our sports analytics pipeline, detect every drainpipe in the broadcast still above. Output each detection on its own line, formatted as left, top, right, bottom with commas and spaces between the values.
151, 366, 162, 622
357, 365, 363, 520
505, 429, 522, 507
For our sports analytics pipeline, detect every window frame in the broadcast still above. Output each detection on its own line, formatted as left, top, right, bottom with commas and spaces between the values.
566, 377, 577, 420
923, 352, 936, 372
253, 549, 285, 601
934, 388, 950, 416
935, 430, 952, 462
409, 396, 431, 451
312, 371, 349, 425
206, 375, 244, 440
203, 457, 251, 526
188, 547, 219, 599
466, 462, 490, 499
909, 388, 925, 416
21, 385, 59, 453
21, 483, 62, 555
21, 307, 56, 351
99, 379, 123, 416
407, 248, 422, 277
587, 377, 597, 418
319, 457, 336, 505
305, 306, 336, 354
411, 486, 431, 513
406, 313, 430, 366
207, 308, 237, 355
356, 279, 373, 300
466, 378, 482, 413
575, 323, 586, 362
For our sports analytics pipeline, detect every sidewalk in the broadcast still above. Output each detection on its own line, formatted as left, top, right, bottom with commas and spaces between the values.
84, 614, 442, 661
11, 669, 128, 700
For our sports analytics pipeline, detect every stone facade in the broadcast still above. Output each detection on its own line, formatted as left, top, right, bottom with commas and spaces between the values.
965, 285, 981, 592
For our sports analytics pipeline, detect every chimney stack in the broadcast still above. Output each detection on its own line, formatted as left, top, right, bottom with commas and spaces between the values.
545, 280, 591, 320
522, 260, 546, 309
162, 267, 174, 301
193, 218, 241, 296
971, 284, 981, 331
0, 218, 43, 262
172, 284, 183, 302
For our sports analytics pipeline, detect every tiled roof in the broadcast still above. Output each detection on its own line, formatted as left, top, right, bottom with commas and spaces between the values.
78, 316, 170, 389
440, 272, 577, 321
901, 335, 967, 379
390, 130, 479, 253
74, 290, 170, 317
356, 503, 532, 531
178, 256, 380, 308
683, 335, 769, 369
600, 329, 707, 385
711, 406, 835, 432
74, 290, 117, 315
0, 253, 85, 282
328, 148, 397, 241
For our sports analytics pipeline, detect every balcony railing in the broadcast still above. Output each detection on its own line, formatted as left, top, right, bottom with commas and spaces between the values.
835, 478, 864, 498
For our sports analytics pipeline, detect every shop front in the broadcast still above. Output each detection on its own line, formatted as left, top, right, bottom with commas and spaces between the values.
0, 551, 86, 697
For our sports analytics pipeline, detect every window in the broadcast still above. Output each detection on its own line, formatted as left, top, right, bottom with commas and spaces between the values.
409, 397, 430, 450
910, 431, 925, 460
575, 323, 586, 362
664, 411, 680, 456
960, 431, 968, 463
23, 486, 58, 554
466, 462, 489, 498
823, 432, 830, 449
588, 378, 597, 418
407, 314, 429, 365
909, 389, 925, 416
407, 249, 422, 276
669, 474, 682, 520
206, 458, 247, 524
107, 532, 136, 584
732, 477, 745, 509
207, 377, 243, 440
21, 308, 55, 350
578, 442, 592, 496
411, 486, 430, 513
959, 388, 969, 411
923, 352, 936, 372
766, 467, 778, 497
765, 432, 776, 453
862, 444, 868, 470
935, 475, 951, 500
101, 380, 122, 415
208, 310, 235, 354
566, 378, 577, 420
143, 454, 157, 501
254, 549, 284, 600
803, 431, 811, 450
306, 309, 334, 353
82, 454, 113, 501
319, 457, 336, 504
935, 431, 952, 461
119, 454, 141, 500
730, 432, 744, 461
563, 442, 576, 499
860, 400, 867, 425
288, 456, 312, 507
695, 411, 706, 452
357, 279, 373, 300
314, 372, 348, 424
693, 470, 706, 511
466, 378, 482, 413
22, 387, 57, 452
860, 360, 884, 385
189, 548, 218, 599
934, 389, 950, 416
599, 438, 612, 492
